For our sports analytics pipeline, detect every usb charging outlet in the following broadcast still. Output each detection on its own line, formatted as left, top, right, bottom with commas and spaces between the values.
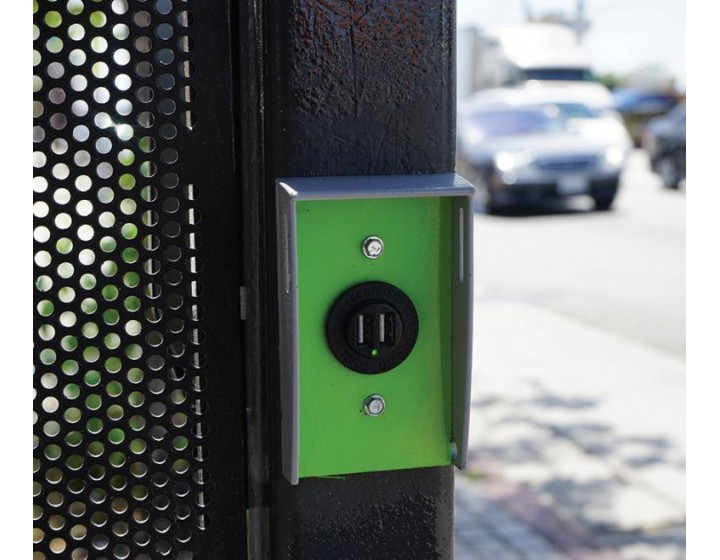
326, 282, 419, 374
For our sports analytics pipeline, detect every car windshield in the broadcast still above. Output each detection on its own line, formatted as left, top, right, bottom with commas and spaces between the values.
469, 108, 560, 137
523, 102, 602, 119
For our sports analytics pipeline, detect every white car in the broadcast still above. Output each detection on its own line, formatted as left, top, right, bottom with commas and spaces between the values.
457, 87, 633, 212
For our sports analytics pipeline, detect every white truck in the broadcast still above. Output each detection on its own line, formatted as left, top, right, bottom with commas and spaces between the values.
458, 23, 611, 108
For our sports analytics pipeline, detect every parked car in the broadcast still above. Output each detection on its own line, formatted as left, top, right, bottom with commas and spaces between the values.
457, 89, 633, 212
612, 88, 680, 145
642, 102, 686, 189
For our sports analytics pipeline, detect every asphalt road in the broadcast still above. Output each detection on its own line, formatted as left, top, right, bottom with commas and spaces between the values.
461, 149, 686, 559
473, 150, 685, 356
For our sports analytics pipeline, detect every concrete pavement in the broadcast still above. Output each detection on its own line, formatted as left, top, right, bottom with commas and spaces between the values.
454, 151, 685, 560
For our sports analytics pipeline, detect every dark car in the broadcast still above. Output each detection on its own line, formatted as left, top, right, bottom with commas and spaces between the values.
642, 102, 686, 189
612, 88, 680, 145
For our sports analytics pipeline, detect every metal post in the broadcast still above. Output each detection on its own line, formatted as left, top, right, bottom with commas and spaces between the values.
258, 1, 458, 556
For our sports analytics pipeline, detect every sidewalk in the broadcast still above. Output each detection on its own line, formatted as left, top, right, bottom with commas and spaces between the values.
455, 471, 685, 560
455, 298, 685, 560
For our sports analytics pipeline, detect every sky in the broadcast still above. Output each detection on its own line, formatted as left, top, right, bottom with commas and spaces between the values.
457, 0, 686, 89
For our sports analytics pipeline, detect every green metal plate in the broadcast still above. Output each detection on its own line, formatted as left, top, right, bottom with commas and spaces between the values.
295, 196, 453, 478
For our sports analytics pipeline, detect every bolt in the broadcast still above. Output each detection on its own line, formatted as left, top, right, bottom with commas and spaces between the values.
361, 236, 384, 259
363, 394, 386, 417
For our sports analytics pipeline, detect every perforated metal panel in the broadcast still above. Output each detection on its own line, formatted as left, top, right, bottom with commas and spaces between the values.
33, 1, 246, 558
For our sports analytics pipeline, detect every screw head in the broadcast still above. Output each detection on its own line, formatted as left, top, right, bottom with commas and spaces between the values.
362, 236, 384, 259
363, 394, 386, 417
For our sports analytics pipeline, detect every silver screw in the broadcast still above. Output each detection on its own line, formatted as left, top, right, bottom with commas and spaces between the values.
362, 236, 384, 259
363, 395, 386, 417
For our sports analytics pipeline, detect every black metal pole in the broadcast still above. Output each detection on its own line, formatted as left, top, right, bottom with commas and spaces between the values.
258, 1, 458, 557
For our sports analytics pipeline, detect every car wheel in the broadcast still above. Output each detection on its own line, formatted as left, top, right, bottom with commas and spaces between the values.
657, 156, 680, 189
592, 179, 618, 211
593, 196, 615, 211
475, 181, 500, 214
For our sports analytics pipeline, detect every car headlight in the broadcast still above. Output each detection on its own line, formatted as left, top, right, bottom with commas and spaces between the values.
494, 150, 534, 172
604, 147, 625, 168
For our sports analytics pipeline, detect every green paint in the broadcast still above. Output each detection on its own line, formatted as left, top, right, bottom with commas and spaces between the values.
295, 196, 454, 478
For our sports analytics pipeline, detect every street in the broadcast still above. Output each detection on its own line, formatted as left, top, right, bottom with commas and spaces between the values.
455, 150, 686, 559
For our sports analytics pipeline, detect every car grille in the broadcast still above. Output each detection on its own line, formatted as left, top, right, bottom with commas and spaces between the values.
535, 155, 598, 172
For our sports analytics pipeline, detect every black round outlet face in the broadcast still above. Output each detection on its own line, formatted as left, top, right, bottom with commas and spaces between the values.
326, 281, 419, 374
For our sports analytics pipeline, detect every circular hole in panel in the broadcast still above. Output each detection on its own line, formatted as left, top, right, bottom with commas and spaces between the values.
72, 102, 90, 120
90, 510, 108, 527
48, 87, 66, 104
99, 211, 116, 228
33, 151, 47, 168
87, 441, 105, 458
70, 524, 87, 541
96, 162, 114, 179
66, 0, 84, 15
47, 62, 66, 80
155, 0, 173, 15
89, 11, 107, 28
110, 475, 128, 492
107, 404, 124, 421
92, 61, 109, 79
91, 36, 108, 54
115, 74, 132, 91
109, 451, 126, 467
38, 324, 56, 341
69, 502, 86, 518
83, 372, 101, 391
116, 98, 133, 116
76, 199, 93, 216
79, 273, 97, 290
105, 356, 123, 374
81, 299, 98, 316
156, 73, 175, 90
93, 87, 110, 104
34, 176, 49, 193
62, 360, 80, 377
103, 308, 120, 325
75, 175, 92, 191
64, 407, 83, 424
78, 248, 96, 265
98, 186, 115, 203
102, 285, 120, 302
46, 37, 65, 54
70, 74, 88, 92
159, 123, 177, 140
95, 136, 113, 154
45, 10, 63, 28
54, 213, 73, 230
137, 111, 155, 129
49, 538, 67, 554
112, 0, 129, 15
128, 414, 146, 430
116, 124, 133, 141
68, 48, 86, 66
135, 36, 152, 53
156, 23, 174, 40
135, 60, 154, 78
123, 272, 141, 289
134, 11, 152, 27
157, 48, 174, 65
50, 139, 68, 156
34, 224, 51, 240
33, 100, 45, 118
113, 23, 130, 40
57, 263, 75, 279
128, 391, 145, 408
